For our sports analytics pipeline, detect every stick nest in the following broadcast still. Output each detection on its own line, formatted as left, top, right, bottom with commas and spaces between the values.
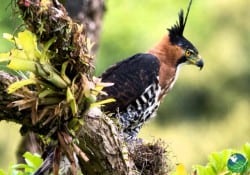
131, 140, 170, 175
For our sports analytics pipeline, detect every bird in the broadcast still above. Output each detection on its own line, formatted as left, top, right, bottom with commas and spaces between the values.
34, 1, 203, 174
98, 0, 204, 141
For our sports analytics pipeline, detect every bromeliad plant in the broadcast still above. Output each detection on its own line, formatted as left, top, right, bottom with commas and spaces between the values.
0, 29, 114, 124
0, 29, 114, 174
0, 30, 70, 121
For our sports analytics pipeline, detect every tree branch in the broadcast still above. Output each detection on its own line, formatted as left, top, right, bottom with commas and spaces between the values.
0, 0, 169, 174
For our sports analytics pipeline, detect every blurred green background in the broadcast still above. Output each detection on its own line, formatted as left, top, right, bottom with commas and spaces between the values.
0, 0, 249, 171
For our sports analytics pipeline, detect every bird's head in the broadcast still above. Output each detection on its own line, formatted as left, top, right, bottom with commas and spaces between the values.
147, 0, 204, 95
167, 0, 204, 70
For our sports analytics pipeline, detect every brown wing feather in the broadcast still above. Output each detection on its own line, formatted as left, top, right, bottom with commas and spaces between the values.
99, 53, 160, 112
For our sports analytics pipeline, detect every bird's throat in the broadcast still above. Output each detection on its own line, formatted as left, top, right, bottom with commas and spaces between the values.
148, 35, 184, 100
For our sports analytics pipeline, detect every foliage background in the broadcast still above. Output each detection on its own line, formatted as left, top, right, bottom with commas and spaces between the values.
0, 0, 249, 171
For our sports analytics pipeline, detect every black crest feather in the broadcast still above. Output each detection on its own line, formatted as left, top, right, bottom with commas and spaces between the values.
168, 0, 193, 38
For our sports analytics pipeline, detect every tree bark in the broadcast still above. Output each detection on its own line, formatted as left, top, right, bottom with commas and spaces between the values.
65, 0, 105, 53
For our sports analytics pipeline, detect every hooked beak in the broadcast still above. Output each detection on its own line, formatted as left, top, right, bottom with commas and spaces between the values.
188, 55, 204, 70
196, 56, 204, 70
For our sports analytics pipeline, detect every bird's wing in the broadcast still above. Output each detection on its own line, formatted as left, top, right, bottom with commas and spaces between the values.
99, 53, 160, 112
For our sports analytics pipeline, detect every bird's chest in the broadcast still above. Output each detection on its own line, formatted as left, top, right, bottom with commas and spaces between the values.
117, 82, 161, 130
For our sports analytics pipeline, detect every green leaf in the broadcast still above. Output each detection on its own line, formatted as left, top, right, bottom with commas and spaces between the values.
23, 152, 43, 170
67, 87, 77, 115
38, 88, 56, 98
242, 143, 250, 161
15, 30, 41, 61
3, 33, 15, 43
0, 169, 6, 175
9, 169, 23, 175
7, 58, 37, 72
0, 53, 12, 62
0, 151, 42, 175
208, 150, 232, 173
11, 164, 30, 170
40, 36, 56, 62
61, 61, 71, 84
0, 63, 20, 76
7, 78, 37, 94
35, 63, 68, 88
90, 98, 116, 108
2, 31, 41, 62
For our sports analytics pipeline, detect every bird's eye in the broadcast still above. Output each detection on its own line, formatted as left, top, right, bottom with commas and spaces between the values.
185, 50, 192, 57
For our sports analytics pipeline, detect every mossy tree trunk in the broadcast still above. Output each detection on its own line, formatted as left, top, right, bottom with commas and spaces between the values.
0, 0, 169, 174
16, 0, 106, 163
